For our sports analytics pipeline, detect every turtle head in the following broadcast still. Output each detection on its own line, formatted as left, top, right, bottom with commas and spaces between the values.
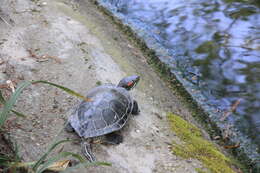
117, 75, 140, 90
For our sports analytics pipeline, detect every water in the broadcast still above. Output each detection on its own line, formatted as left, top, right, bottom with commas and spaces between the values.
105, 0, 260, 145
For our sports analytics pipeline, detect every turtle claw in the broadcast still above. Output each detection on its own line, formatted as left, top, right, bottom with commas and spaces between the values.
81, 141, 96, 162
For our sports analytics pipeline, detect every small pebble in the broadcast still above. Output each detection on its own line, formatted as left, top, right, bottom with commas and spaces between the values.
213, 136, 221, 140
186, 160, 192, 163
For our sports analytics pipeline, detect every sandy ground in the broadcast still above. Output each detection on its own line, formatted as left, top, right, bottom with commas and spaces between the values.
0, 0, 205, 172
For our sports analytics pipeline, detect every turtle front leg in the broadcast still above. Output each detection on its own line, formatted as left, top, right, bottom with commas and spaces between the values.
81, 140, 96, 162
103, 132, 123, 145
131, 100, 140, 115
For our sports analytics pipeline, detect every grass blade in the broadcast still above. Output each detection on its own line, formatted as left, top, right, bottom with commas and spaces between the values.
0, 81, 31, 127
10, 110, 26, 118
0, 90, 26, 118
37, 152, 86, 173
32, 80, 91, 102
0, 155, 12, 162
0, 80, 90, 128
61, 161, 112, 173
0, 90, 5, 104
8, 161, 36, 168
0, 80, 91, 171
32, 139, 75, 171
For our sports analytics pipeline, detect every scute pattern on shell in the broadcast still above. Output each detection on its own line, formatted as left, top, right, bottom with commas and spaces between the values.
68, 84, 133, 138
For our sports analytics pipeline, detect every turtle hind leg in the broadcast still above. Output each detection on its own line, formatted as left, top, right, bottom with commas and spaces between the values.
64, 122, 74, 132
81, 140, 96, 162
131, 100, 140, 115
103, 133, 123, 145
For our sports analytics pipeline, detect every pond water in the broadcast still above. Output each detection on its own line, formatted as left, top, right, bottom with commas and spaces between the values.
105, 0, 260, 145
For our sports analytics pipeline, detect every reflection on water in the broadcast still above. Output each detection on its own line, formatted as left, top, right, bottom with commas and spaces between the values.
107, 0, 260, 144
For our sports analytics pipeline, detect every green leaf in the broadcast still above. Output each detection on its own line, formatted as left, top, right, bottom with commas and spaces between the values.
32, 80, 91, 102
0, 81, 31, 127
61, 161, 112, 173
10, 110, 26, 118
0, 80, 90, 128
0, 155, 12, 162
32, 139, 75, 171
0, 90, 26, 118
0, 80, 93, 171
8, 161, 36, 168
0, 90, 6, 104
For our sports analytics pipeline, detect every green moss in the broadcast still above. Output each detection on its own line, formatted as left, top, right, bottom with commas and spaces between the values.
96, 81, 102, 86
167, 113, 235, 173
195, 168, 207, 173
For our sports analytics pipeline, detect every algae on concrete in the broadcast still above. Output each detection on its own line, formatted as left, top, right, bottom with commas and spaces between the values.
167, 113, 237, 173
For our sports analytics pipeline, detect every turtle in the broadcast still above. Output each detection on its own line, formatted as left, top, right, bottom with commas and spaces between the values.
65, 75, 140, 161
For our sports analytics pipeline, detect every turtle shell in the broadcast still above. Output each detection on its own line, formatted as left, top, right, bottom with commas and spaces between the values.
68, 84, 133, 138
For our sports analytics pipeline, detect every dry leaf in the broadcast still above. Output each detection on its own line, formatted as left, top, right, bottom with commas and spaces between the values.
224, 143, 240, 149
221, 99, 241, 121
47, 160, 70, 171
213, 136, 221, 140
6, 80, 15, 93
26, 49, 62, 64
